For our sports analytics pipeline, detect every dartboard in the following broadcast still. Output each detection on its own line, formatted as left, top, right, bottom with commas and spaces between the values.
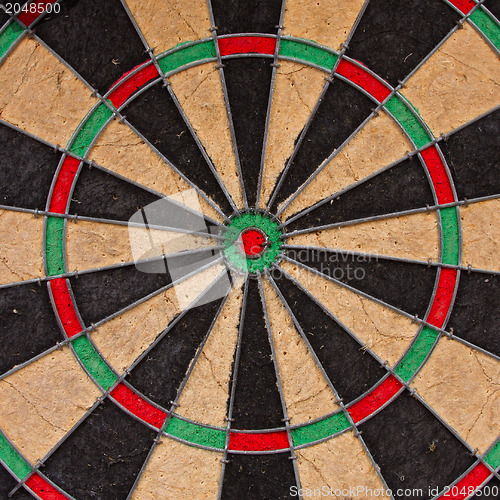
0, 0, 499, 499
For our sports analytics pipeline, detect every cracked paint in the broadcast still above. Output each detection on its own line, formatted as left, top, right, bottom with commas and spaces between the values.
280, 260, 420, 366
261, 276, 339, 424
460, 198, 500, 272
401, 22, 500, 135
132, 436, 222, 499
0, 347, 100, 463
283, 0, 366, 51
288, 211, 440, 264
176, 280, 243, 426
88, 119, 223, 222
411, 337, 500, 454
123, 0, 211, 55
260, 60, 326, 205
66, 219, 212, 272
169, 62, 244, 209
0, 36, 98, 146
280, 112, 412, 220
0, 209, 44, 285
296, 430, 389, 496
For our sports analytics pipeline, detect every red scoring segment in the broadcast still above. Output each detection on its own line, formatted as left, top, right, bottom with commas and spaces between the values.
421, 146, 455, 204
48, 157, 81, 214
439, 462, 492, 499
336, 59, 391, 103
110, 383, 167, 429
426, 268, 458, 329
108, 62, 159, 108
218, 36, 276, 56
446, 0, 476, 15
49, 278, 84, 338
25, 473, 69, 499
241, 228, 267, 257
229, 431, 290, 452
348, 375, 403, 424
16, 1, 58, 26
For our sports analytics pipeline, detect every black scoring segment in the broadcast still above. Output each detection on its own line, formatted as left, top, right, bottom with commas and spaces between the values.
0, 282, 63, 376
290, 249, 437, 319
0, 448, 36, 499
34, 0, 146, 92
359, 391, 476, 499
274, 272, 386, 404
126, 294, 225, 409
229, 279, 284, 429
70, 162, 221, 232
0, 466, 16, 500
440, 109, 500, 201
69, 249, 221, 326
0, 10, 9, 28
222, 58, 273, 207
347, 0, 461, 86
42, 398, 156, 500
285, 156, 434, 232
124, 81, 232, 214
69, 264, 173, 326
270, 78, 374, 210
211, 0, 283, 35
447, 272, 500, 358
69, 164, 162, 222
221, 453, 296, 499
0, 122, 62, 210
484, 0, 500, 21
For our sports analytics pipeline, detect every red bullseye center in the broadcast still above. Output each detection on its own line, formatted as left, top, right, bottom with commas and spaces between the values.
241, 228, 267, 257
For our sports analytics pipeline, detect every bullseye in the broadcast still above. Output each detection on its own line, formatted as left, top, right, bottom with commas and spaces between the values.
240, 227, 267, 257
223, 212, 283, 274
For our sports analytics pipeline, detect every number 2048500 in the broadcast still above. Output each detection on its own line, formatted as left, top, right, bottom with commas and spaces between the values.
3, 2, 61, 15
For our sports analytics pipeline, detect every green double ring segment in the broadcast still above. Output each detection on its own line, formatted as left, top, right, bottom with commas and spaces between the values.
223, 212, 283, 274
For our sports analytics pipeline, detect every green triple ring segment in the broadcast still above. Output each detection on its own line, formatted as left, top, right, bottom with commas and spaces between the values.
223, 212, 283, 274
